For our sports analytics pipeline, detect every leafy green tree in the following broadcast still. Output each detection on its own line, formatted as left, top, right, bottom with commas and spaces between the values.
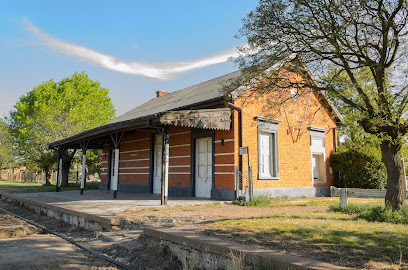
0, 119, 13, 171
8, 72, 116, 185
234, 0, 408, 209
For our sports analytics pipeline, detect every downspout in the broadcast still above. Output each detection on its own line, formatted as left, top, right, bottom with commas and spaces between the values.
227, 102, 243, 193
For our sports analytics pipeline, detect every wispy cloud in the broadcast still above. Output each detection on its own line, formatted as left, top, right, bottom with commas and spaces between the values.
24, 19, 239, 80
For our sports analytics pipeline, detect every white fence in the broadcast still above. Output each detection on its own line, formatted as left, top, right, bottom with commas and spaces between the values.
330, 186, 408, 206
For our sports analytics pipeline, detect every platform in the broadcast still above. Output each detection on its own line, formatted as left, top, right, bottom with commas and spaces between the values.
0, 190, 220, 231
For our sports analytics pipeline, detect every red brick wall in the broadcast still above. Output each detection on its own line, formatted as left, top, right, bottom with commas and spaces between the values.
214, 126, 236, 190
234, 73, 337, 190
168, 127, 191, 187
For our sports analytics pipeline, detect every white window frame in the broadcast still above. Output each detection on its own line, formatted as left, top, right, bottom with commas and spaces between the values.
258, 121, 279, 180
310, 127, 327, 183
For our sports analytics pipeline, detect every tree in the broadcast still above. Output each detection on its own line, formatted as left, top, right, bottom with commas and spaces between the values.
8, 72, 116, 186
0, 119, 13, 171
234, 0, 408, 209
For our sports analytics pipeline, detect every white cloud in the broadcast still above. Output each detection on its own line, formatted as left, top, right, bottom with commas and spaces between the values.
24, 19, 239, 80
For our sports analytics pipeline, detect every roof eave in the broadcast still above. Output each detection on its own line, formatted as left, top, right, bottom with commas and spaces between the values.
48, 96, 227, 150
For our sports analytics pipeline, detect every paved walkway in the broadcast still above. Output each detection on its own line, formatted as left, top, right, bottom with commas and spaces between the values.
3, 190, 221, 216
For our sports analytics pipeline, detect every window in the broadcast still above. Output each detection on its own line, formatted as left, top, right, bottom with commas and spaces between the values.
310, 127, 327, 183
258, 121, 279, 179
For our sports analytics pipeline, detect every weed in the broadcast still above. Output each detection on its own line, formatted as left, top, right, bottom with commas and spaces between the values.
233, 196, 274, 207
13, 228, 29, 238
228, 250, 247, 270
0, 230, 10, 239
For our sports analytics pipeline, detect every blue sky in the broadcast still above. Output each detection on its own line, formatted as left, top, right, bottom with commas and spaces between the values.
0, 1, 258, 118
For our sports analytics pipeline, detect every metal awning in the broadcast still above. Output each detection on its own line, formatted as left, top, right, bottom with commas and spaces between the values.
48, 108, 232, 150
158, 108, 231, 130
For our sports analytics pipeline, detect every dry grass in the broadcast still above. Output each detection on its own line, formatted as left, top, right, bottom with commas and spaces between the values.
0, 213, 39, 239
228, 250, 247, 270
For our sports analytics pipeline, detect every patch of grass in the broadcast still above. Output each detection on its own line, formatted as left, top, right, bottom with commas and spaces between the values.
232, 196, 383, 208
330, 203, 408, 224
206, 210, 408, 268
183, 207, 199, 212
0, 179, 99, 193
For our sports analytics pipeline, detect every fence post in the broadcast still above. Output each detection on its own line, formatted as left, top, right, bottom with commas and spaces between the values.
339, 188, 348, 206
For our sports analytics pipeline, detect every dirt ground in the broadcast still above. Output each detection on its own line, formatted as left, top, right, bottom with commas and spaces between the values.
0, 200, 180, 270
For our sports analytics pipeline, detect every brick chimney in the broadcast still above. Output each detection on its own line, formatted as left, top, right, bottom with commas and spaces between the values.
156, 90, 168, 97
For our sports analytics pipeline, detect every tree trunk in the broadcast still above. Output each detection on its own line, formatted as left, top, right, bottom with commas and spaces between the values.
381, 140, 405, 210
61, 149, 76, 187
44, 165, 51, 185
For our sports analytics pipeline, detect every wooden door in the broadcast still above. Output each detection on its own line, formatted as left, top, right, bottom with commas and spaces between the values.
153, 134, 162, 194
195, 137, 212, 198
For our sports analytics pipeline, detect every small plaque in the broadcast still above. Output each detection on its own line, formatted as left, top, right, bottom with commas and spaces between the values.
239, 146, 248, 155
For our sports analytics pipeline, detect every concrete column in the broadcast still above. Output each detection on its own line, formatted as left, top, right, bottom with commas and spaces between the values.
339, 188, 348, 207
80, 152, 86, 195
161, 127, 169, 205
112, 148, 120, 199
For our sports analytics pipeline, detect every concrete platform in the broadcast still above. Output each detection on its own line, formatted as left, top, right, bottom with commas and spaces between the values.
0, 190, 221, 231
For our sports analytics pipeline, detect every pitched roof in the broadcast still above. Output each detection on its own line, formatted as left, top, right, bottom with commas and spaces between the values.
108, 70, 241, 124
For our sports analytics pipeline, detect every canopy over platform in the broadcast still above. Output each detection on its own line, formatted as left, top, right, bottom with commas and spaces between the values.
48, 108, 232, 150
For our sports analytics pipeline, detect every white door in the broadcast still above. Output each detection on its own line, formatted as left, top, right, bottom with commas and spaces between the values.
153, 134, 162, 194
195, 137, 212, 198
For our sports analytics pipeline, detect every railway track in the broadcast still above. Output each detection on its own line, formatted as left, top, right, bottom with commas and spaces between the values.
0, 206, 136, 270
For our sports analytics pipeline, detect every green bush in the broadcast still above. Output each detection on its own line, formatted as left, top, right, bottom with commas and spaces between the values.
330, 146, 387, 189
330, 203, 408, 224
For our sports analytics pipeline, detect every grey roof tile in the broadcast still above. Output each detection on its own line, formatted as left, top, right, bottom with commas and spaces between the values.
108, 70, 241, 124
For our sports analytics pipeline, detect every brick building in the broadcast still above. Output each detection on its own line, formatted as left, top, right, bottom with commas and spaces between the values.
50, 55, 341, 200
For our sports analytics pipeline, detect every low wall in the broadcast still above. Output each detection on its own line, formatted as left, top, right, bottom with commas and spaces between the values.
143, 227, 350, 270
330, 186, 408, 199
254, 186, 331, 198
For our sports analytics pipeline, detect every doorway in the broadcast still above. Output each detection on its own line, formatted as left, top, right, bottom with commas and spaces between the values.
195, 137, 213, 198
153, 134, 162, 194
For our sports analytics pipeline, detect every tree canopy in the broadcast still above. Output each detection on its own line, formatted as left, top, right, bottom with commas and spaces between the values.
0, 118, 13, 170
8, 71, 116, 184
235, 0, 408, 209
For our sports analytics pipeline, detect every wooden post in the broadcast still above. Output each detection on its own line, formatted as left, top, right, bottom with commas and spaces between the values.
161, 127, 169, 206
339, 188, 348, 207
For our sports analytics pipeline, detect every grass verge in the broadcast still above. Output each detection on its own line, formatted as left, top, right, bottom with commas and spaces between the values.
330, 203, 408, 224
0, 178, 99, 193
